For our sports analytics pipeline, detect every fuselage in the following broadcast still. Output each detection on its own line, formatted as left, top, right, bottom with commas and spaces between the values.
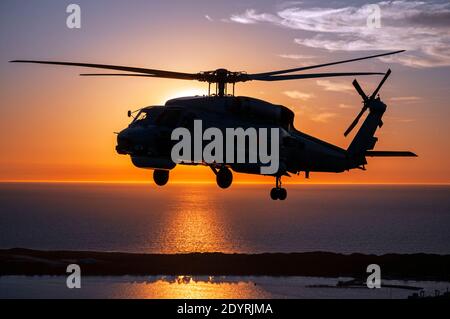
116, 95, 354, 176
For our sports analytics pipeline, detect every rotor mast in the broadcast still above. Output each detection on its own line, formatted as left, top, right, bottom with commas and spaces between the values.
201, 68, 245, 97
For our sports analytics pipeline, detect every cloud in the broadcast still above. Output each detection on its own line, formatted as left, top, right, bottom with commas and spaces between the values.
278, 54, 315, 60
385, 116, 416, 123
389, 96, 422, 102
228, 1, 450, 67
397, 119, 416, 123
339, 103, 355, 109
283, 90, 314, 100
278, 53, 316, 66
229, 9, 278, 24
316, 80, 354, 93
205, 15, 213, 22
310, 112, 338, 123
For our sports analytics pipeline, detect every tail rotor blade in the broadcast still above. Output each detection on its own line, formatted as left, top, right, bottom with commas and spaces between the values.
344, 106, 368, 137
370, 69, 392, 100
344, 69, 392, 137
352, 79, 368, 102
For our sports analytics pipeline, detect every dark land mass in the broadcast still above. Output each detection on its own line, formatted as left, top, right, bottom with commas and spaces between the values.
1, 248, 449, 281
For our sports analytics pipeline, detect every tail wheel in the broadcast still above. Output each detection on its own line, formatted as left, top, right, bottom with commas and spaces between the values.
216, 167, 233, 189
153, 170, 169, 186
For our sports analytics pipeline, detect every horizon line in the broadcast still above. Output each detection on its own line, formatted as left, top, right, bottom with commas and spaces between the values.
0, 180, 449, 186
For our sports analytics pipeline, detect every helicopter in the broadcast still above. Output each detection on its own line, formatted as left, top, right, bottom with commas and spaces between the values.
10, 50, 417, 200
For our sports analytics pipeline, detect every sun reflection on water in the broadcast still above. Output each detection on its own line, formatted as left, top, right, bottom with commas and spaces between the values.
157, 187, 239, 253
129, 276, 271, 299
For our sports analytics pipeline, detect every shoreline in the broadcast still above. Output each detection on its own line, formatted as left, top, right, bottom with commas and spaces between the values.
1, 248, 449, 281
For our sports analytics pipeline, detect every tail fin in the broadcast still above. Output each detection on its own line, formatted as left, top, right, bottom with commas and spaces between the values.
345, 70, 391, 158
347, 97, 386, 156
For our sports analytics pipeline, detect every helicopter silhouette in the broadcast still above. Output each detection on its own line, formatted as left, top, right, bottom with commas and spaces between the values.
10, 50, 417, 200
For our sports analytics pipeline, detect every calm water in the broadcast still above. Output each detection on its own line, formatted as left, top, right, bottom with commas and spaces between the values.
1, 276, 449, 299
0, 183, 449, 254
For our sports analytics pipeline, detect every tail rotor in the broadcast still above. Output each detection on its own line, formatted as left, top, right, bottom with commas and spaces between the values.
344, 69, 392, 137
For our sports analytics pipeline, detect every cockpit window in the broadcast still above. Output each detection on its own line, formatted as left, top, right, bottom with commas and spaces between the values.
134, 111, 148, 122
131, 108, 162, 126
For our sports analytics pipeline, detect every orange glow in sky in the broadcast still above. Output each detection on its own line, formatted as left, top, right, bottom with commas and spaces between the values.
1, 1, 449, 184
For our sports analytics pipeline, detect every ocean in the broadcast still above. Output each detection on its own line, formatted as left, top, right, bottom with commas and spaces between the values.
1, 183, 449, 254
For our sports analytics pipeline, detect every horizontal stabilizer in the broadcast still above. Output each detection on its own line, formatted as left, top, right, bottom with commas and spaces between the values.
365, 151, 417, 157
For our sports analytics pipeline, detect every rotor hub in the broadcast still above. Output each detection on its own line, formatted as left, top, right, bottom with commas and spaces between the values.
199, 69, 247, 83
198, 69, 248, 97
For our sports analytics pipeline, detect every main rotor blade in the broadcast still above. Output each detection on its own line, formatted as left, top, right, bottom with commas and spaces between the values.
79, 73, 196, 82
250, 72, 384, 82
10, 60, 199, 80
81, 73, 166, 78
344, 106, 368, 137
252, 50, 405, 77
370, 69, 392, 100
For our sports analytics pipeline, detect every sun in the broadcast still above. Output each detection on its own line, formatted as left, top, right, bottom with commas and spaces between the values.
162, 88, 208, 102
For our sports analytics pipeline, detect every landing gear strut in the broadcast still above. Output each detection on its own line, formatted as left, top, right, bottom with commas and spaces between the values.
270, 176, 287, 200
212, 166, 233, 189
153, 169, 169, 186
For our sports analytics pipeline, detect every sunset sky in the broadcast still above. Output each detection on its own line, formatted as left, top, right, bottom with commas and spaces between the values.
1, 0, 449, 184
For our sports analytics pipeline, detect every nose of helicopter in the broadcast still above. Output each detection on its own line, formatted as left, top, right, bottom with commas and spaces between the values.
116, 129, 134, 155
116, 128, 148, 155
116, 126, 160, 155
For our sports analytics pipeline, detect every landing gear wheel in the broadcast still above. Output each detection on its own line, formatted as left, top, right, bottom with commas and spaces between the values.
270, 188, 279, 200
153, 170, 169, 186
216, 167, 233, 189
270, 188, 287, 200
270, 176, 287, 200
278, 188, 287, 201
